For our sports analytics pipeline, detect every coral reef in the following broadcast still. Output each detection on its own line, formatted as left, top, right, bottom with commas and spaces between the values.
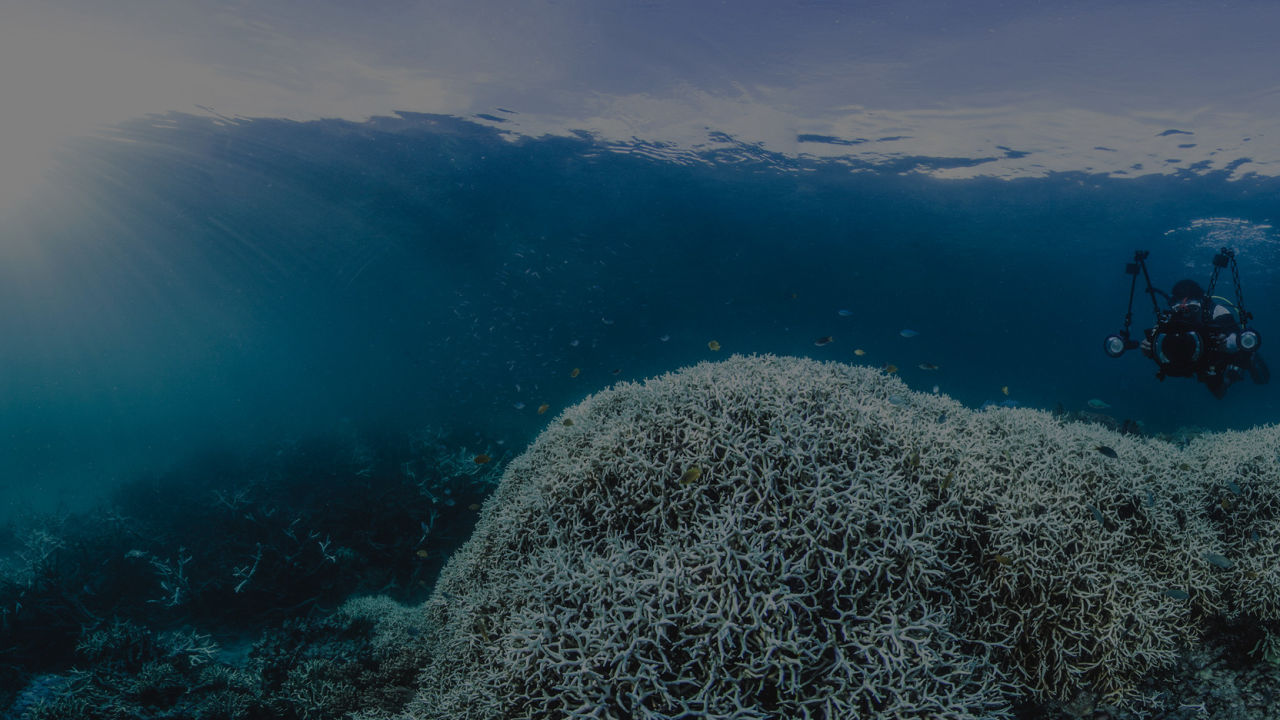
8, 599, 431, 720
405, 354, 1280, 718
0, 425, 497, 719
6, 356, 1278, 719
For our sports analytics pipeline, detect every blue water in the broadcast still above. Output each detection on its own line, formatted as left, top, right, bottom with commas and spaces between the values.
1, 111, 1278, 513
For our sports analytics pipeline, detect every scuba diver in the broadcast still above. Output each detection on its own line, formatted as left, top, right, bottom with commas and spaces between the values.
1104, 248, 1270, 398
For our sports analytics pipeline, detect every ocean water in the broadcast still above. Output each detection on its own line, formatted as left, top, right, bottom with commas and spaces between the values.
2, 111, 1278, 514
5, 4, 1280, 715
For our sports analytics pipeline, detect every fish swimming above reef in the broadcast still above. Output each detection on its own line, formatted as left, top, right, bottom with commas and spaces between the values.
918, 362, 939, 371
1087, 398, 1111, 409
1203, 552, 1233, 569
900, 329, 919, 338
814, 336, 834, 347
707, 340, 721, 351
980, 398, 1021, 410
853, 348, 866, 356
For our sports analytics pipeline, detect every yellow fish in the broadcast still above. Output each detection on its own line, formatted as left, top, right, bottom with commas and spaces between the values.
537, 403, 550, 414
415, 549, 430, 558
473, 454, 491, 464
707, 340, 721, 351
569, 368, 580, 378
883, 364, 898, 374
680, 466, 703, 484
853, 348, 866, 356
1001, 386, 1010, 396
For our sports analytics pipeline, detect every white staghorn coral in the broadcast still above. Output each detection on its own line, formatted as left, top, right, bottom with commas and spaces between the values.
397, 354, 1279, 719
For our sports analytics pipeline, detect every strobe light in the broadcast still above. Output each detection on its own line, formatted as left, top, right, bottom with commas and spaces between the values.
1104, 334, 1129, 358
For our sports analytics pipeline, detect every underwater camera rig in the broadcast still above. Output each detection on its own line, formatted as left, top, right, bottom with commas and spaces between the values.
1103, 248, 1260, 377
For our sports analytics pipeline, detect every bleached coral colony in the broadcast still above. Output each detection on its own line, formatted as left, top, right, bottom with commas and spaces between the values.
401, 354, 1280, 718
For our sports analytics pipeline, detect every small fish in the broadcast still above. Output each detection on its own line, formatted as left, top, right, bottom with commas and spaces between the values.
537, 403, 550, 414
570, 339, 580, 347
416, 549, 430, 558
1226, 481, 1242, 496
707, 340, 721, 351
1087, 398, 1111, 409
467, 503, 481, 511
611, 368, 621, 376
931, 385, 939, 394
883, 364, 898, 374
918, 362, 939, 371
936, 412, 947, 423
899, 329, 919, 338
853, 348, 866, 356
1144, 490, 1155, 508
1203, 552, 1233, 569
994, 554, 1012, 566
888, 394, 906, 406
659, 334, 670, 342
1001, 386, 1010, 396
1096, 445, 1118, 459
601, 317, 614, 325
837, 309, 853, 317
562, 418, 574, 426
1090, 505, 1105, 527
814, 336, 834, 347
939, 471, 953, 490
680, 466, 703, 484
473, 454, 491, 464
570, 368, 581, 378
513, 401, 526, 410
1162, 588, 1190, 600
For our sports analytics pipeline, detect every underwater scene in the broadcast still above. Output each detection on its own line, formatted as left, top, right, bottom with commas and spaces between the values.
4, 2, 1280, 718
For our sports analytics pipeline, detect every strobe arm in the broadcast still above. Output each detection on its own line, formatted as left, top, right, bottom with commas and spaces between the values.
1104, 250, 1153, 358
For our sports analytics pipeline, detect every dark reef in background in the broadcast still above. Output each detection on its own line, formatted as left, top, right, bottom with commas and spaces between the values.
0, 424, 495, 718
